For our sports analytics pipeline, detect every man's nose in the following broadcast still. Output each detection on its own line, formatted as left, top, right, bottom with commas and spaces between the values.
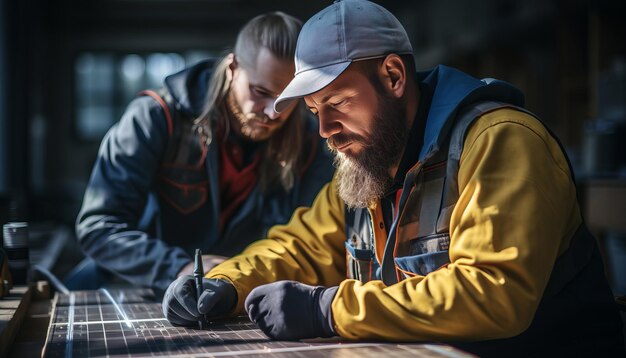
318, 112, 342, 139
263, 101, 280, 120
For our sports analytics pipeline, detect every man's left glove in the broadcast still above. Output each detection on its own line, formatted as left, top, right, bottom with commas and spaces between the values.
245, 280, 339, 340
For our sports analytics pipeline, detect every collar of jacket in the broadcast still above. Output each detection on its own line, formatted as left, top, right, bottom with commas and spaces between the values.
390, 65, 525, 191
164, 59, 216, 118
414, 65, 525, 164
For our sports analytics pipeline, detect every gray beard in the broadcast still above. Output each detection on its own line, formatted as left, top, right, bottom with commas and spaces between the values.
330, 92, 408, 209
334, 151, 391, 209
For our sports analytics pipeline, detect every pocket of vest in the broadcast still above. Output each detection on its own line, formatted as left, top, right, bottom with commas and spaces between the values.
394, 233, 451, 277
157, 167, 208, 215
345, 241, 374, 283
394, 251, 450, 277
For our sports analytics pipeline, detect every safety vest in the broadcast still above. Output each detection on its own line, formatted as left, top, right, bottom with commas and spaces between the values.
345, 100, 597, 287
344, 101, 624, 354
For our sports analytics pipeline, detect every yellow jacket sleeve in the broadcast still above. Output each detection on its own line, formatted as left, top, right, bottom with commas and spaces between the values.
332, 108, 582, 341
207, 179, 347, 314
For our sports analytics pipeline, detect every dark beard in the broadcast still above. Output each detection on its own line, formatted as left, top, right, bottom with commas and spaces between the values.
332, 93, 408, 208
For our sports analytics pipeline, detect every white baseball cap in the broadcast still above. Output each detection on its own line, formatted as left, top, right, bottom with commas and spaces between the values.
274, 0, 413, 112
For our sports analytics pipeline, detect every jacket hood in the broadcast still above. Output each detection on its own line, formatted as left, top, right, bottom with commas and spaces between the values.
163, 59, 216, 117
417, 65, 525, 161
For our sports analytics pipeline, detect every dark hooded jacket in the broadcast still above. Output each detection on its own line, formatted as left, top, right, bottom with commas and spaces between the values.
76, 60, 335, 292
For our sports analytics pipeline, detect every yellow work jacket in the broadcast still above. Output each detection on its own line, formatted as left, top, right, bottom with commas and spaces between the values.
207, 108, 622, 354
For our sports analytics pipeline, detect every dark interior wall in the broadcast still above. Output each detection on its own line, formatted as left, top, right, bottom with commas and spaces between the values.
0, 0, 6, 194
396, 0, 607, 148
1, 0, 40, 220
1, 0, 625, 225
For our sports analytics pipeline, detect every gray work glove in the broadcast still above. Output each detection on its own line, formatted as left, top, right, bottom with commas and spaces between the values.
162, 275, 237, 327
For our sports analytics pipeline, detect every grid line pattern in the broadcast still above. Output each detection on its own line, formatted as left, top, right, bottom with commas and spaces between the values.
42, 289, 472, 357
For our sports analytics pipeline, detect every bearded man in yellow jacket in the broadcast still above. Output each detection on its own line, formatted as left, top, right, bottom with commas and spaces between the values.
162, 1, 625, 356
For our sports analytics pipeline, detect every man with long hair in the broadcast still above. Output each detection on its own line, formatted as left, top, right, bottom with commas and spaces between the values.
163, 1, 624, 356
71, 12, 334, 294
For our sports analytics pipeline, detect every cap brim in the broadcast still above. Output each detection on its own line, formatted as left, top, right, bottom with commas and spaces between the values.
274, 61, 351, 113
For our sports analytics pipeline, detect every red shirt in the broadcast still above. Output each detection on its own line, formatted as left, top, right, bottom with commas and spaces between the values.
218, 139, 260, 231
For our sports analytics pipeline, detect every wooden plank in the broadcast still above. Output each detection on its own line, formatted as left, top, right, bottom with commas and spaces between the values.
0, 285, 32, 357
8, 282, 51, 358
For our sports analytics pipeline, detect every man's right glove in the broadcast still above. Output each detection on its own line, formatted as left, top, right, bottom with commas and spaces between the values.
245, 280, 338, 340
162, 276, 237, 327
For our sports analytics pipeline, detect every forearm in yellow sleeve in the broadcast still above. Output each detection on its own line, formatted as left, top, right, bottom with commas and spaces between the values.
332, 110, 581, 341
208, 179, 347, 314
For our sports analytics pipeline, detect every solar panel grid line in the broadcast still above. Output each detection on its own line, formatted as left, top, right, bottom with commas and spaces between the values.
64, 292, 75, 357
50, 318, 164, 326
95, 291, 110, 358
41, 292, 62, 357
126, 343, 416, 358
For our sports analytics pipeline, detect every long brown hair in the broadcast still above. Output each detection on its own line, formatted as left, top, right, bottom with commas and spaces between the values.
194, 12, 306, 193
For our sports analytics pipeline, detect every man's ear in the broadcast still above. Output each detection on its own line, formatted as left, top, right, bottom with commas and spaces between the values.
379, 54, 406, 98
226, 53, 237, 82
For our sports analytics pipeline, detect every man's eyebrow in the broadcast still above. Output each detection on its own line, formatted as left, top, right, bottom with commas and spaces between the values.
310, 90, 341, 106
250, 83, 279, 97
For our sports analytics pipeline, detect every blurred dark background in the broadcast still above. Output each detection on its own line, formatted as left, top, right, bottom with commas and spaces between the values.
0, 0, 625, 294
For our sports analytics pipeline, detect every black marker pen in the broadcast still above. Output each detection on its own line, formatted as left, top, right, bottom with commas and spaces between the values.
194, 249, 206, 330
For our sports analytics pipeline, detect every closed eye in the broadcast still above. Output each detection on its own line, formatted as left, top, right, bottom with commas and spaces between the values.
250, 85, 276, 99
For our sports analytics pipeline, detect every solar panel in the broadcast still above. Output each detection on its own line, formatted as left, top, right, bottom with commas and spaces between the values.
42, 288, 473, 357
